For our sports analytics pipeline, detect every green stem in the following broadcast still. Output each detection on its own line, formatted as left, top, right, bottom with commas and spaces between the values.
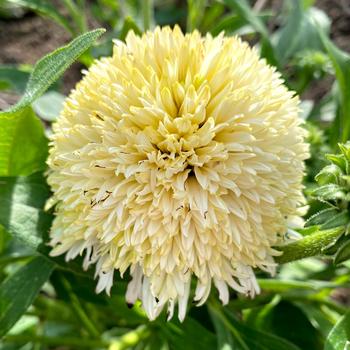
283, 293, 347, 314
257, 279, 347, 292
109, 325, 150, 350
60, 276, 100, 338
4, 334, 108, 348
275, 227, 344, 264
142, 0, 154, 31
208, 300, 249, 350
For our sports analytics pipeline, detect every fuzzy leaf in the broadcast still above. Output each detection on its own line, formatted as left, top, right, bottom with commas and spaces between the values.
311, 184, 346, 200
305, 208, 339, 227
1, 28, 105, 114
315, 164, 342, 185
326, 154, 347, 173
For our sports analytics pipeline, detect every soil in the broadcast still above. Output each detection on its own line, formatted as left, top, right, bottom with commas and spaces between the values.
0, 0, 349, 110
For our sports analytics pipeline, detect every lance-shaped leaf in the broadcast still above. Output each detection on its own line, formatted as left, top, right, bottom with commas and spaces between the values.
0, 256, 55, 337
324, 310, 350, 350
1, 28, 105, 114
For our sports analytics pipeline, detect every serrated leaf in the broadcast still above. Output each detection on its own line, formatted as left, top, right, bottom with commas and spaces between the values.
315, 164, 342, 185
326, 154, 347, 173
1, 28, 105, 114
305, 208, 339, 227
0, 107, 48, 176
0, 256, 55, 337
321, 232, 347, 255
334, 240, 350, 265
338, 143, 350, 160
324, 310, 350, 350
311, 184, 346, 200
321, 211, 349, 230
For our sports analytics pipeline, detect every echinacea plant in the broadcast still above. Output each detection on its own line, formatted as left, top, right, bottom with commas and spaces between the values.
1, 7, 350, 347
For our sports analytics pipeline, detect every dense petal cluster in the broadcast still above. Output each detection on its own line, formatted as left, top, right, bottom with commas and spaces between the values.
47, 26, 309, 321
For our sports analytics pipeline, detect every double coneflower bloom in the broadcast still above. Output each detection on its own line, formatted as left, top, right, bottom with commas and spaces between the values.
47, 26, 309, 321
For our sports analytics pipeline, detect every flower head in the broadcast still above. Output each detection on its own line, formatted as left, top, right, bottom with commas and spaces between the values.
47, 26, 309, 321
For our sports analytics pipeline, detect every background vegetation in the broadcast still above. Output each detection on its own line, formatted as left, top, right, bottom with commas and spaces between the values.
0, 0, 350, 349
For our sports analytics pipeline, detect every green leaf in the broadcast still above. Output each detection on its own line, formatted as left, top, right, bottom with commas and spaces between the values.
0, 256, 55, 338
339, 143, 350, 165
324, 310, 350, 350
166, 317, 217, 350
0, 107, 48, 176
319, 31, 350, 143
326, 154, 347, 173
334, 240, 350, 265
315, 164, 342, 185
0, 65, 30, 93
222, 0, 277, 66
275, 2, 330, 65
305, 208, 339, 227
246, 300, 323, 350
6, 0, 74, 34
0, 174, 95, 278
0, 173, 52, 251
187, 0, 207, 32
210, 14, 246, 36
1, 28, 105, 114
208, 306, 236, 350
119, 16, 142, 41
321, 211, 349, 230
32, 91, 66, 122
311, 184, 346, 201
298, 304, 334, 337
223, 308, 301, 350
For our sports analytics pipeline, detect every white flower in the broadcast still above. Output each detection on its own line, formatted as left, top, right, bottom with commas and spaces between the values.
47, 26, 309, 321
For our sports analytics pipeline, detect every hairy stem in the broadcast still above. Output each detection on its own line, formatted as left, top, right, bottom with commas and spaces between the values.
275, 227, 345, 264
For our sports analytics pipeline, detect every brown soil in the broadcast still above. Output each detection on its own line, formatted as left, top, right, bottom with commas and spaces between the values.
317, 0, 350, 53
